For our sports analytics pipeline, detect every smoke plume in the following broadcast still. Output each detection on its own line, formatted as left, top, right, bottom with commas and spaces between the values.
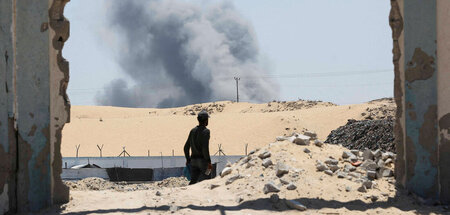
96, 0, 279, 108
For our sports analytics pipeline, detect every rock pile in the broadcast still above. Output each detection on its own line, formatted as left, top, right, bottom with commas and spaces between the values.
315, 148, 395, 196
181, 102, 226, 116
65, 177, 189, 191
325, 119, 395, 152
242, 100, 336, 113
363, 98, 395, 120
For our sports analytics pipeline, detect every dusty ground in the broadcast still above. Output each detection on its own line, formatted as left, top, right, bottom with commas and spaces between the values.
62, 99, 393, 157
47, 99, 447, 215
40, 138, 446, 215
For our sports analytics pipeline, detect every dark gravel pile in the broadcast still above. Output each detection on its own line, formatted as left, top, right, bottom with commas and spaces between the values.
325, 119, 395, 152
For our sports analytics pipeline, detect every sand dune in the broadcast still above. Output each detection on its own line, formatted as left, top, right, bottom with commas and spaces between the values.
62, 100, 392, 157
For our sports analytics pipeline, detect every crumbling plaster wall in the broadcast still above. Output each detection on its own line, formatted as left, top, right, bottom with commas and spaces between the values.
437, 0, 450, 204
0, 0, 70, 213
392, 0, 450, 204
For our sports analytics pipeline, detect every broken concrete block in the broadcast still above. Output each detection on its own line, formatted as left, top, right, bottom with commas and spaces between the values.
361, 160, 378, 171
325, 159, 339, 166
357, 185, 367, 193
279, 178, 290, 185
367, 170, 377, 180
324, 170, 333, 176
262, 158, 273, 168
314, 140, 324, 147
303, 131, 317, 140
286, 183, 297, 190
329, 165, 340, 172
263, 182, 280, 194
362, 149, 374, 161
258, 151, 271, 159
276, 163, 290, 177
342, 151, 355, 159
221, 167, 232, 177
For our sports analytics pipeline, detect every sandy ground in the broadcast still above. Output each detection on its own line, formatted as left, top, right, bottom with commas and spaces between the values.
62, 100, 390, 157
37, 99, 449, 214
41, 138, 445, 215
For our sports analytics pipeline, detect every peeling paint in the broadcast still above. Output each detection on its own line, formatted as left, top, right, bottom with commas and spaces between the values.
389, 0, 406, 187
48, 0, 70, 204
405, 48, 435, 82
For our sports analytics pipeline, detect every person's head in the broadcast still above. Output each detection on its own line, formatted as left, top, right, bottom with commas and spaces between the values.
197, 110, 209, 126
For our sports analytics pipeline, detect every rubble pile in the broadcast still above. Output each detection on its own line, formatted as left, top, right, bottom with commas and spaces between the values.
325, 119, 395, 152
181, 102, 226, 115
241, 100, 336, 113
209, 131, 397, 212
362, 98, 395, 120
65, 177, 188, 191
315, 148, 396, 192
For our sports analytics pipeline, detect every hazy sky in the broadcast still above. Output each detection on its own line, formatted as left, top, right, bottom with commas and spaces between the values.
65, 0, 393, 106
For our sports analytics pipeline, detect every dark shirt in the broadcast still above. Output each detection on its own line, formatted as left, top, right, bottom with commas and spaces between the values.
184, 125, 211, 163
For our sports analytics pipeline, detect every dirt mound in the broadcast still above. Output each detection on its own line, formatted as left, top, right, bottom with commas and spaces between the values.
64, 177, 188, 191
241, 100, 336, 113
324, 119, 395, 152
180, 102, 228, 115
363, 98, 395, 120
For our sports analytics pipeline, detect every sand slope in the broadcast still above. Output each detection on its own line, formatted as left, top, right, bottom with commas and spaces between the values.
62, 100, 392, 157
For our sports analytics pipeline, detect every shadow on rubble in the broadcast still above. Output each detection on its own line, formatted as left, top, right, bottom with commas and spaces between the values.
53, 193, 444, 215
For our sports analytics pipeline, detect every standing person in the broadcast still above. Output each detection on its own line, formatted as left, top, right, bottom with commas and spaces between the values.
184, 110, 213, 185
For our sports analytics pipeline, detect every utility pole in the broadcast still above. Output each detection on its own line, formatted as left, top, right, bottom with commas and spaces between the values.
234, 77, 240, 102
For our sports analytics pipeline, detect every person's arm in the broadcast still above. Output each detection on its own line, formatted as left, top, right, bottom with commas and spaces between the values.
184, 131, 191, 165
202, 129, 211, 164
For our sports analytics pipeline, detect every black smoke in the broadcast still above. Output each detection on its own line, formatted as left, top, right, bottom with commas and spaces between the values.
96, 0, 279, 108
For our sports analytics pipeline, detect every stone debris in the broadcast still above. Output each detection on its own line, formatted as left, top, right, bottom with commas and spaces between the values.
208, 184, 220, 190
276, 136, 287, 141
371, 195, 379, 202
258, 151, 271, 159
303, 131, 317, 140
285, 199, 307, 211
362, 149, 374, 161
226, 174, 242, 185
337, 171, 347, 178
358, 185, 367, 193
329, 165, 340, 172
324, 170, 333, 176
367, 170, 377, 180
316, 160, 329, 172
361, 160, 378, 171
156, 191, 162, 196
314, 140, 324, 147
279, 178, 290, 185
345, 186, 352, 192
303, 148, 311, 153
324, 159, 339, 166
262, 158, 273, 168
264, 182, 281, 194
286, 183, 297, 190
236, 196, 244, 203
221, 167, 232, 177
275, 163, 290, 177
342, 151, 355, 159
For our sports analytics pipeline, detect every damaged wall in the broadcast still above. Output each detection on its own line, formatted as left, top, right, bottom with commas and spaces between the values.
392, 0, 450, 204
0, 0, 70, 213
437, 0, 450, 205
